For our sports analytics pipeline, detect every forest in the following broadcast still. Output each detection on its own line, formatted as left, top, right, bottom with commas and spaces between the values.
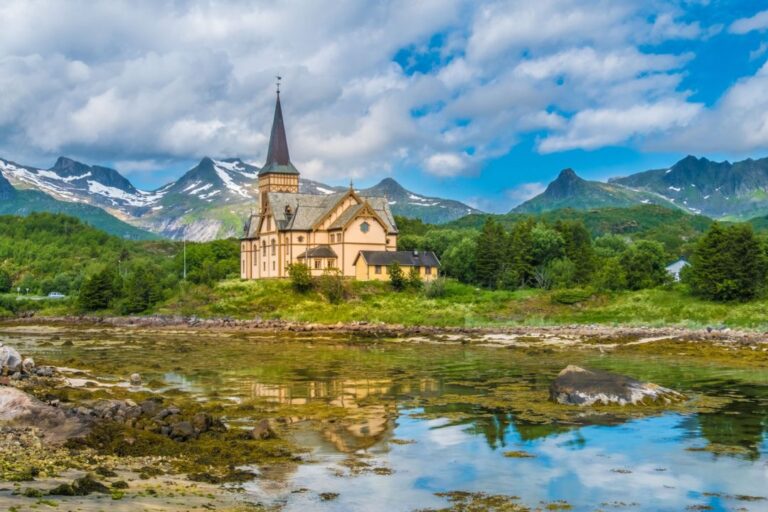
0, 207, 766, 319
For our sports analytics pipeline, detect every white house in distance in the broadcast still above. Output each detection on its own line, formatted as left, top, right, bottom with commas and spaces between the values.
666, 259, 689, 282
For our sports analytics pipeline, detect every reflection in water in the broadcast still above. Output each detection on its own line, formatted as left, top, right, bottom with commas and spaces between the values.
7, 329, 768, 511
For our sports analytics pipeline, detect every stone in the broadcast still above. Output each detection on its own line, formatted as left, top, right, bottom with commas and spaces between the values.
170, 421, 195, 440
139, 398, 162, 417
249, 419, 276, 440
35, 366, 55, 377
0, 386, 89, 444
549, 365, 686, 406
0, 344, 22, 373
129, 373, 141, 385
21, 357, 35, 374
191, 412, 212, 434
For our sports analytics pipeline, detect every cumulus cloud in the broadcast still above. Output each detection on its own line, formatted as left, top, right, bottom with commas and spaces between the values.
0, 0, 753, 186
729, 10, 768, 34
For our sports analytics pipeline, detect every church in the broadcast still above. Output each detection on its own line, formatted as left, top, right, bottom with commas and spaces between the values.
241, 91, 438, 281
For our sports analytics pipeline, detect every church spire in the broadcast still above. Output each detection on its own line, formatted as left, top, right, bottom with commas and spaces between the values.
259, 80, 299, 176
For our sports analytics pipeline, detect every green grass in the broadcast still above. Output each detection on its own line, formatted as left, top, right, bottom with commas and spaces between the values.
155, 279, 768, 330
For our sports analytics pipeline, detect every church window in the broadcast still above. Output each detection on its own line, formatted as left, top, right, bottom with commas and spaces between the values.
314, 259, 321, 269
272, 261, 275, 270
262, 240, 266, 257
271, 239, 276, 255
298, 236, 304, 242
360, 221, 370, 234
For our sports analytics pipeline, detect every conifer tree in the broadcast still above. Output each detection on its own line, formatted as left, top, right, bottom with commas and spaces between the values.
475, 218, 505, 288
689, 223, 767, 301
555, 220, 595, 284
78, 266, 119, 311
388, 261, 406, 291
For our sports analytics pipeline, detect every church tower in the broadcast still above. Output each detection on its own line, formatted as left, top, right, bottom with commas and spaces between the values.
258, 85, 299, 211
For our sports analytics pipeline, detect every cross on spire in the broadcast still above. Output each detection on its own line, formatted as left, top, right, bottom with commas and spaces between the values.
276, 75, 282, 95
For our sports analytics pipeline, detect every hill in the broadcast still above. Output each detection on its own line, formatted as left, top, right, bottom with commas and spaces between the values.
512, 168, 677, 214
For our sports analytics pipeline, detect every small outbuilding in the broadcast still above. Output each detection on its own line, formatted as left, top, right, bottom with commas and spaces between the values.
666, 258, 689, 282
353, 250, 440, 282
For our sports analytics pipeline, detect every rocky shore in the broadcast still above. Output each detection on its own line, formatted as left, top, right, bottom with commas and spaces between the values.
2, 314, 767, 345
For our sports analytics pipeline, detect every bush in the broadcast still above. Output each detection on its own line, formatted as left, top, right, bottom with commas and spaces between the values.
424, 277, 447, 298
317, 269, 344, 304
408, 266, 423, 289
551, 288, 593, 305
688, 223, 767, 301
592, 257, 627, 291
287, 263, 312, 293
388, 262, 406, 291
0, 269, 11, 293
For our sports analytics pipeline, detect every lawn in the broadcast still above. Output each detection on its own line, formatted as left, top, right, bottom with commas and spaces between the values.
155, 279, 768, 330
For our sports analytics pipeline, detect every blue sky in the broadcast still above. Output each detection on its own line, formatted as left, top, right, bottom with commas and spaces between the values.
1, 1, 768, 212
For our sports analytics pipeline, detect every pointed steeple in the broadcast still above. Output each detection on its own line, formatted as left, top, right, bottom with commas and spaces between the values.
259, 89, 299, 176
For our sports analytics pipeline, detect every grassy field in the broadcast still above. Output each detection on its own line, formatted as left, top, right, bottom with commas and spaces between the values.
153, 278, 768, 330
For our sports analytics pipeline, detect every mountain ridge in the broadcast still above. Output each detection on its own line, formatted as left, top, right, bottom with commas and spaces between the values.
0, 155, 481, 240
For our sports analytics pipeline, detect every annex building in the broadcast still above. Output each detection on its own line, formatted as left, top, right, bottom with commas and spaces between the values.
241, 92, 439, 281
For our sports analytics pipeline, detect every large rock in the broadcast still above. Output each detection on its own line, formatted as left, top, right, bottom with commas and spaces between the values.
0, 344, 23, 373
0, 386, 89, 444
549, 365, 685, 406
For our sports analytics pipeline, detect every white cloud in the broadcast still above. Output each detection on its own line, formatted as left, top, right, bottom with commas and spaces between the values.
505, 182, 547, 205
0, 0, 742, 186
540, 100, 702, 152
729, 10, 768, 34
424, 152, 472, 177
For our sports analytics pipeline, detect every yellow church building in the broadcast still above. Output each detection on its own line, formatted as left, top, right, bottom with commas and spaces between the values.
240, 91, 439, 281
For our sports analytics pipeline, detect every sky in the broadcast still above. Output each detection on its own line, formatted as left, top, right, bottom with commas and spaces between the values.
1, 0, 768, 212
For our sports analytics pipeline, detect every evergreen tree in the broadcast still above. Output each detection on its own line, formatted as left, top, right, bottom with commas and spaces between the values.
122, 265, 162, 314
78, 266, 119, 311
689, 223, 767, 301
555, 220, 595, 284
388, 261, 406, 291
506, 219, 535, 287
475, 218, 505, 288
0, 269, 11, 293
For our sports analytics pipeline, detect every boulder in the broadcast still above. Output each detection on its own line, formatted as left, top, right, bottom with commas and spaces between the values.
129, 373, 141, 386
0, 386, 89, 444
550, 365, 685, 406
22, 357, 35, 375
0, 344, 22, 373
249, 419, 276, 440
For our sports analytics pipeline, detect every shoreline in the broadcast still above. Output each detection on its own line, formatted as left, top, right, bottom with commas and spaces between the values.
1, 314, 766, 345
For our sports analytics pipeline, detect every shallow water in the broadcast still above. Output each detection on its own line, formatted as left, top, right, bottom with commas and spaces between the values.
4, 326, 768, 511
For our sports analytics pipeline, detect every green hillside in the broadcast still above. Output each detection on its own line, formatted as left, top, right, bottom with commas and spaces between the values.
0, 189, 157, 240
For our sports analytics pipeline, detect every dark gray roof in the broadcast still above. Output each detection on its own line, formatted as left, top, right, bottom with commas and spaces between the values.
259, 94, 299, 176
354, 250, 440, 267
297, 245, 337, 259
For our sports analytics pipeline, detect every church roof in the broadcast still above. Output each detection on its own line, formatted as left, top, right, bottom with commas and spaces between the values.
354, 250, 441, 267
257, 191, 398, 234
259, 94, 299, 176
297, 245, 337, 259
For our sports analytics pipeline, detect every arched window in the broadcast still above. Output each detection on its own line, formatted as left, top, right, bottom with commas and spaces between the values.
271, 239, 276, 256
262, 240, 266, 257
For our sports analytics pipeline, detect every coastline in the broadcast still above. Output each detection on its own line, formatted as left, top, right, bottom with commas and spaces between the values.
2, 314, 766, 346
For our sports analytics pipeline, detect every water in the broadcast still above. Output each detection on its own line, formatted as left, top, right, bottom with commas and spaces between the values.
3, 326, 767, 511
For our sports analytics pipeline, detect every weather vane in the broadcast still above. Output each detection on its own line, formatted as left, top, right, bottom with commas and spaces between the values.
276, 75, 282, 95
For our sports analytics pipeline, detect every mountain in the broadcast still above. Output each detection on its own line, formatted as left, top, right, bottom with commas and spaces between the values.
610, 155, 768, 220
360, 178, 480, 224
513, 168, 676, 214
1, 155, 480, 240
0, 172, 15, 201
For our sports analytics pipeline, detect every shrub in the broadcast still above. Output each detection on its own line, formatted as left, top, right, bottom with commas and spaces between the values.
424, 277, 447, 298
317, 269, 344, 304
287, 263, 312, 293
551, 288, 593, 305
388, 262, 406, 291
407, 266, 423, 289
